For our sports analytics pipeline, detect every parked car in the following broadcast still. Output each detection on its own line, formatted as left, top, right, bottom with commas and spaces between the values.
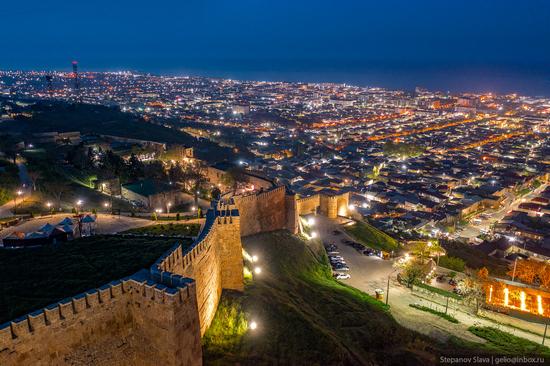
334, 273, 351, 280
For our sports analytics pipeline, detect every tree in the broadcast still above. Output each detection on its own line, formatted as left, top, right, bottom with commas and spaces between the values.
457, 275, 485, 314
182, 162, 208, 207
143, 160, 166, 180
128, 153, 144, 180
410, 240, 444, 265
508, 259, 543, 285
101, 150, 127, 180
221, 167, 249, 192
0, 134, 19, 164
211, 187, 221, 200
168, 162, 185, 183
28, 170, 41, 191
395, 259, 428, 288
43, 178, 70, 211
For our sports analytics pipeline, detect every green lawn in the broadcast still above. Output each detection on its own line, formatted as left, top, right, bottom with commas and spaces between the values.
203, 231, 439, 365
453, 326, 550, 357
409, 303, 459, 323
123, 223, 201, 236
344, 220, 399, 252
0, 235, 190, 324
413, 282, 462, 300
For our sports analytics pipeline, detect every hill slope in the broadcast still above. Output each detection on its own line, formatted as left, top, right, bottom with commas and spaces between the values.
203, 231, 439, 365
1, 101, 235, 163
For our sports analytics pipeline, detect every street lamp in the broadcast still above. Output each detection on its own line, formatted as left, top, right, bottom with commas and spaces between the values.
13, 190, 23, 215
249, 320, 258, 330
254, 267, 262, 275
75, 200, 83, 214
512, 256, 522, 282
167, 202, 172, 214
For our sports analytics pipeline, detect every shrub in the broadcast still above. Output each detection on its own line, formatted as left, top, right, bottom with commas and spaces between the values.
439, 256, 465, 272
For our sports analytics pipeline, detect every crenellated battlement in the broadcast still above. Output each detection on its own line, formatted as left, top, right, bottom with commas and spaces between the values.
0, 199, 244, 366
0, 269, 197, 353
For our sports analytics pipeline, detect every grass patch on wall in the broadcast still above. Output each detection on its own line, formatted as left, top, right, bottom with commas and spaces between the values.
343, 220, 399, 252
0, 235, 191, 324
123, 223, 201, 236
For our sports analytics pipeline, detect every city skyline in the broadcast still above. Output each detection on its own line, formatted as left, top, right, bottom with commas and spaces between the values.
2, 1, 550, 95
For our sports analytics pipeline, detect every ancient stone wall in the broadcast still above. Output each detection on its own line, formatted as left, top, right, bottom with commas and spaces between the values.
296, 195, 321, 216
0, 203, 244, 366
155, 204, 243, 334
233, 186, 293, 236
0, 271, 202, 366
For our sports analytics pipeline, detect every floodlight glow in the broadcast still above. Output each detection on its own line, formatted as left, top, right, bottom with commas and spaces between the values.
251, 255, 258, 262
307, 217, 315, 226
254, 267, 262, 274
504, 288, 509, 307
249, 321, 257, 330
520, 291, 527, 311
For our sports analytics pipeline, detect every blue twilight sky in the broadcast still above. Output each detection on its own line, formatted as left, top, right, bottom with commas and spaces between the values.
2, 0, 550, 93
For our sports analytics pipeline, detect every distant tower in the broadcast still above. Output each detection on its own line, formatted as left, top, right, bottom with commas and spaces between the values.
72, 60, 81, 102
45, 74, 53, 95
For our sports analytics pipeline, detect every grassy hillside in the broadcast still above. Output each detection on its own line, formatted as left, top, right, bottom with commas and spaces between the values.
203, 231, 437, 365
344, 220, 399, 252
0, 236, 189, 323
2, 102, 235, 163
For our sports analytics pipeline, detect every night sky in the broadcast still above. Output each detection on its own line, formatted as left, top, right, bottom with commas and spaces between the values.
2, 0, 550, 93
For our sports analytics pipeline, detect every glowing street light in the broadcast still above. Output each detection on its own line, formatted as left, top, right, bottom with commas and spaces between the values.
348, 204, 355, 211
103, 202, 109, 208
307, 217, 316, 226
249, 321, 258, 330
191, 206, 197, 212
254, 267, 262, 275
251, 255, 258, 263
311, 231, 318, 239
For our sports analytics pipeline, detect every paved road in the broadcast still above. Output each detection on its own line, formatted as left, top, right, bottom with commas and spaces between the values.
459, 184, 548, 239
0, 214, 154, 240
315, 215, 549, 344
0, 161, 33, 219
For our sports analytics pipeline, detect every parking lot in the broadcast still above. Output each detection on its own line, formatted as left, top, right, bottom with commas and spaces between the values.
316, 215, 394, 292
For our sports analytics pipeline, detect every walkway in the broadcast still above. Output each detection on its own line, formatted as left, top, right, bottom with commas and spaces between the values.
315, 215, 549, 344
